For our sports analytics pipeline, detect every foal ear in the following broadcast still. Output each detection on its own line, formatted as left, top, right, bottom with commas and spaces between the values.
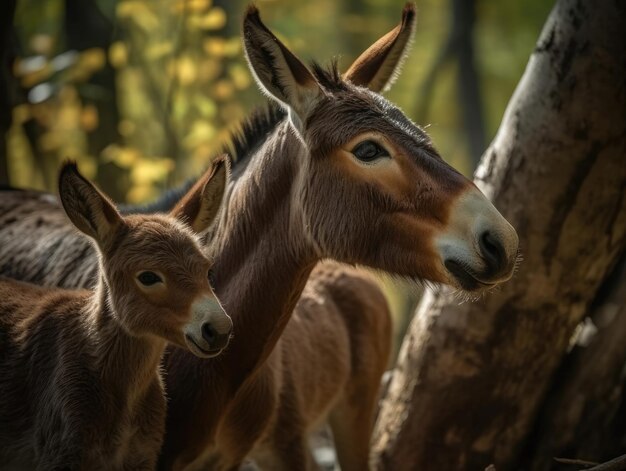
58, 162, 122, 244
171, 155, 230, 234
344, 3, 416, 93
242, 5, 322, 126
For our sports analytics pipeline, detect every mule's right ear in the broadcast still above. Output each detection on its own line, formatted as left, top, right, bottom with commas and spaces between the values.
58, 162, 122, 244
344, 3, 416, 93
171, 155, 230, 234
242, 5, 323, 128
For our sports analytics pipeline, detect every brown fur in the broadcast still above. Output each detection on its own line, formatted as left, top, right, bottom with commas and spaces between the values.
177, 263, 391, 471
0, 162, 230, 470
0, 4, 518, 470
244, 264, 391, 471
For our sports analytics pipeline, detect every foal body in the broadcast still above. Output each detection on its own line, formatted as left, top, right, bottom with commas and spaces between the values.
0, 279, 167, 470
0, 4, 520, 470
0, 162, 231, 470
242, 264, 392, 471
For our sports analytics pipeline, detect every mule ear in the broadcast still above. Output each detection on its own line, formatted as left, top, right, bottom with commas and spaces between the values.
344, 3, 416, 93
59, 161, 122, 244
242, 5, 322, 126
171, 155, 230, 233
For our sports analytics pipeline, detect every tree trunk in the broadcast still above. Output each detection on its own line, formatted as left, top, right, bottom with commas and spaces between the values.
65, 0, 125, 201
453, 0, 485, 168
415, 0, 485, 168
0, 0, 17, 186
372, 0, 626, 469
523, 255, 626, 470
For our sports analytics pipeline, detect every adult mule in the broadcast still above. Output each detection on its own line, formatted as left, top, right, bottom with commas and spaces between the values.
0, 161, 232, 470
135, 5, 520, 469
0, 4, 519, 470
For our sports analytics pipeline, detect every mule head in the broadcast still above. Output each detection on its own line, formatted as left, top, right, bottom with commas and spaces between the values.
243, 4, 518, 292
59, 158, 233, 357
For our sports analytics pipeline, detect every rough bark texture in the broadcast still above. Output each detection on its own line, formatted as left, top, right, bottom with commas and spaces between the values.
372, 0, 626, 470
524, 255, 626, 470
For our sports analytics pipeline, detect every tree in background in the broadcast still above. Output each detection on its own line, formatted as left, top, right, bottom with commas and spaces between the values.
372, 0, 626, 469
3, 0, 552, 200
0, 1, 17, 186
417, 0, 486, 167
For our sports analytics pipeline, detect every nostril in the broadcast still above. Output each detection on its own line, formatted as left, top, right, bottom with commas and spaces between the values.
201, 322, 217, 345
479, 230, 506, 274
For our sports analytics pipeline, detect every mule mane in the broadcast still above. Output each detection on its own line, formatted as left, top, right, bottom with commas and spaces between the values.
310, 60, 348, 93
226, 102, 286, 173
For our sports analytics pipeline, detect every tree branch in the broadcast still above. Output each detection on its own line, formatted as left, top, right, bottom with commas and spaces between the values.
587, 454, 626, 471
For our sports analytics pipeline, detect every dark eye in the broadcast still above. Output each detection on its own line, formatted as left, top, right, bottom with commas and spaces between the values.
137, 271, 162, 286
351, 140, 388, 162
207, 269, 216, 286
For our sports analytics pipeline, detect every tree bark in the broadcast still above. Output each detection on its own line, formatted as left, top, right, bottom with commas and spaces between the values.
523, 255, 626, 470
372, 0, 626, 470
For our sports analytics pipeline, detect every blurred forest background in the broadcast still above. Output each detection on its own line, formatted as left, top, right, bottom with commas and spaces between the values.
0, 0, 553, 354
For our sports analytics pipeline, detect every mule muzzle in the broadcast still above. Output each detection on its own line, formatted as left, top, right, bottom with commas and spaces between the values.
184, 296, 233, 358
437, 189, 519, 291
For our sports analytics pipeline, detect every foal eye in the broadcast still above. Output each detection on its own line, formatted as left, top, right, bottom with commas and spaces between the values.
351, 140, 388, 162
137, 271, 163, 286
207, 269, 216, 286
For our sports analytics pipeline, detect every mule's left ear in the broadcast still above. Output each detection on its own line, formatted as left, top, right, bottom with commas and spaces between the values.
242, 5, 323, 128
171, 155, 230, 233
344, 3, 416, 93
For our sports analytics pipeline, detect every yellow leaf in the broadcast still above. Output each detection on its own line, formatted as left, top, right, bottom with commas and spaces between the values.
117, 1, 159, 32
198, 7, 226, 30
101, 145, 140, 168
127, 184, 157, 204
29, 34, 54, 55
131, 158, 174, 185
171, 0, 212, 14
78, 156, 98, 180
12, 105, 30, 124
183, 120, 216, 148
80, 104, 99, 132
198, 58, 222, 82
195, 97, 217, 119
203, 38, 225, 57
20, 64, 54, 89
176, 56, 197, 85
229, 64, 251, 90
118, 120, 136, 137
146, 41, 174, 61
39, 131, 61, 152
213, 79, 234, 100
223, 37, 241, 57
109, 41, 128, 68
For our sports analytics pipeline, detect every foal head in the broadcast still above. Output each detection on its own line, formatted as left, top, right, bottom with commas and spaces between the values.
58, 159, 233, 357
243, 4, 519, 292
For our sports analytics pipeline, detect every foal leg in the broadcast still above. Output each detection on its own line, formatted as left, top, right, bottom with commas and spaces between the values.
254, 436, 320, 471
328, 392, 379, 471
